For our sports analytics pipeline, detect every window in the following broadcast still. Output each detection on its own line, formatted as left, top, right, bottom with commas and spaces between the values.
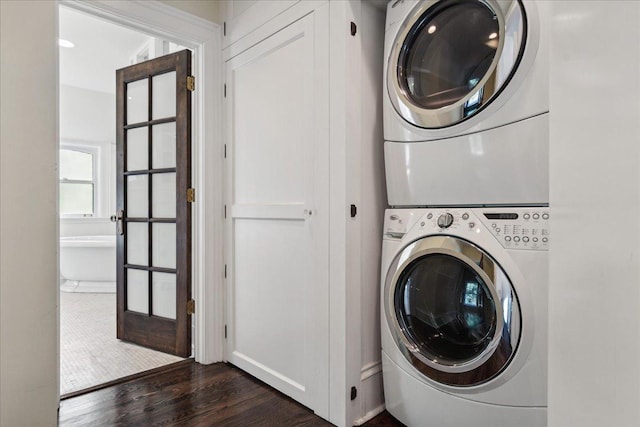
59, 147, 96, 216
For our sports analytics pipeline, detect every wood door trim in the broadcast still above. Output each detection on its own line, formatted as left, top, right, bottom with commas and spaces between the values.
125, 117, 176, 130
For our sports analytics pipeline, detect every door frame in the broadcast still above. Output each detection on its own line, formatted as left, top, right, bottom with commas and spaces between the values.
59, 0, 224, 364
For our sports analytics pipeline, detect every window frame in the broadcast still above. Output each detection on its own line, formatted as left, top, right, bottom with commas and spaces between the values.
59, 142, 99, 218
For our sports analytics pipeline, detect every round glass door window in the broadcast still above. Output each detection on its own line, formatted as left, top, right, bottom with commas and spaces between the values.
384, 236, 521, 386
395, 253, 497, 365
388, 0, 526, 128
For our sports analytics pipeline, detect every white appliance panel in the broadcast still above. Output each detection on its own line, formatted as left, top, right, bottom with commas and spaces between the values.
385, 114, 548, 207
382, 353, 547, 427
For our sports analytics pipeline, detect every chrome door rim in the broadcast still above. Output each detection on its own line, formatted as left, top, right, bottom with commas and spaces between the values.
387, 0, 527, 129
384, 235, 521, 385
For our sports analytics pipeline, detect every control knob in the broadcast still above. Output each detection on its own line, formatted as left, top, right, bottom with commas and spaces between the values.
437, 213, 454, 229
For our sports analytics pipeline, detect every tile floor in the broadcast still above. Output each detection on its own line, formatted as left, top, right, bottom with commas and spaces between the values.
60, 291, 184, 395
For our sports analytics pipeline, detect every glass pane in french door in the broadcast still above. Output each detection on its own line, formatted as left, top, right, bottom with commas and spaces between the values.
152, 172, 176, 218
152, 123, 176, 169
124, 76, 178, 318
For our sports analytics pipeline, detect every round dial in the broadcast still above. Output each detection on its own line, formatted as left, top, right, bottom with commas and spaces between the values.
437, 213, 454, 229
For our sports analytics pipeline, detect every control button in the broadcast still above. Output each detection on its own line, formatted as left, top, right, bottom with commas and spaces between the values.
495, 228, 501, 233
492, 223, 497, 228
523, 236, 530, 242
437, 213, 454, 229
462, 213, 469, 220
542, 213, 549, 220
533, 237, 538, 242
420, 221, 425, 227
514, 236, 521, 242
468, 222, 475, 229
505, 236, 512, 242
533, 213, 540, 220
542, 237, 548, 243
427, 213, 433, 220
390, 215, 399, 221
523, 213, 530, 220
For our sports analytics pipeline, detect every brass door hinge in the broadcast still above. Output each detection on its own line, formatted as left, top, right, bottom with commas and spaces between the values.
187, 76, 195, 91
187, 299, 195, 315
187, 188, 195, 203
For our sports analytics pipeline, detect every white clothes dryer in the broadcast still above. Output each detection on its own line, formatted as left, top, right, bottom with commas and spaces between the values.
383, 0, 549, 206
381, 207, 548, 426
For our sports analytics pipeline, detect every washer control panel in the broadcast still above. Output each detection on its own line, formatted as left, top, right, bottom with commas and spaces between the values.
385, 208, 549, 250
477, 208, 549, 251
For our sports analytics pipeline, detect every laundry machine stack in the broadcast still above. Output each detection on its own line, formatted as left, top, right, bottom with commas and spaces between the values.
379, 0, 549, 426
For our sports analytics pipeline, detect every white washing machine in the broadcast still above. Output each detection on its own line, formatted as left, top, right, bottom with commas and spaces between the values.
383, 0, 549, 206
381, 207, 548, 426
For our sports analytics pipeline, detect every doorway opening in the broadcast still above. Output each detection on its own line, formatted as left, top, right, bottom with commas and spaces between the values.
58, 5, 190, 396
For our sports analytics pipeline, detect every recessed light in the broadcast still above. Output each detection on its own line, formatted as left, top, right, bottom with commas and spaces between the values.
428, 25, 437, 34
58, 39, 75, 48
488, 32, 498, 40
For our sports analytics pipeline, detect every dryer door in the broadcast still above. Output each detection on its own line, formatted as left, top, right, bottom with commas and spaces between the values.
387, 0, 526, 128
384, 235, 520, 386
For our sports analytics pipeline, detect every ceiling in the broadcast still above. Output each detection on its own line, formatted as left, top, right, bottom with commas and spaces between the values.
59, 6, 151, 94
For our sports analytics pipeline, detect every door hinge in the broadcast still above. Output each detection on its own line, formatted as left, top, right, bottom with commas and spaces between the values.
187, 187, 195, 203
350, 21, 357, 36
224, 83, 227, 98
224, 264, 227, 278
224, 205, 227, 219
187, 299, 195, 315
223, 21, 226, 36
350, 204, 357, 218
186, 75, 195, 91
224, 325, 227, 339
350, 386, 357, 400
224, 144, 227, 158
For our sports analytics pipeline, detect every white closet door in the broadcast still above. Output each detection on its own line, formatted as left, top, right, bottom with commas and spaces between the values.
224, 6, 329, 417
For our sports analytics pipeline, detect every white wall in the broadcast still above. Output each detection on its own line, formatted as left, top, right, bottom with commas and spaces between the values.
549, 2, 640, 426
60, 85, 115, 141
0, 1, 59, 426
59, 84, 116, 237
159, 0, 221, 24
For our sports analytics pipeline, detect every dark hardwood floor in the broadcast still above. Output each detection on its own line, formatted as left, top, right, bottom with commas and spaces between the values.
59, 360, 404, 426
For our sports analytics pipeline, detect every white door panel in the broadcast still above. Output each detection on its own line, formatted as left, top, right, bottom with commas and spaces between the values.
225, 7, 329, 416
233, 218, 307, 387
232, 31, 309, 205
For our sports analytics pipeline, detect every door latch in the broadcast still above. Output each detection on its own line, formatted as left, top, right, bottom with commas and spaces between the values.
111, 209, 125, 235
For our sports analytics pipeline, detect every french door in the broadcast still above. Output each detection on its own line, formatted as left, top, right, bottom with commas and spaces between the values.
115, 50, 193, 357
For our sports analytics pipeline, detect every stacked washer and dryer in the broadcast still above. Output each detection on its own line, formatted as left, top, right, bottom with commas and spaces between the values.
380, 1, 549, 426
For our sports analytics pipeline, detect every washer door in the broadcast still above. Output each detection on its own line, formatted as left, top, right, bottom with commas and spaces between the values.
388, 0, 526, 128
384, 235, 520, 386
